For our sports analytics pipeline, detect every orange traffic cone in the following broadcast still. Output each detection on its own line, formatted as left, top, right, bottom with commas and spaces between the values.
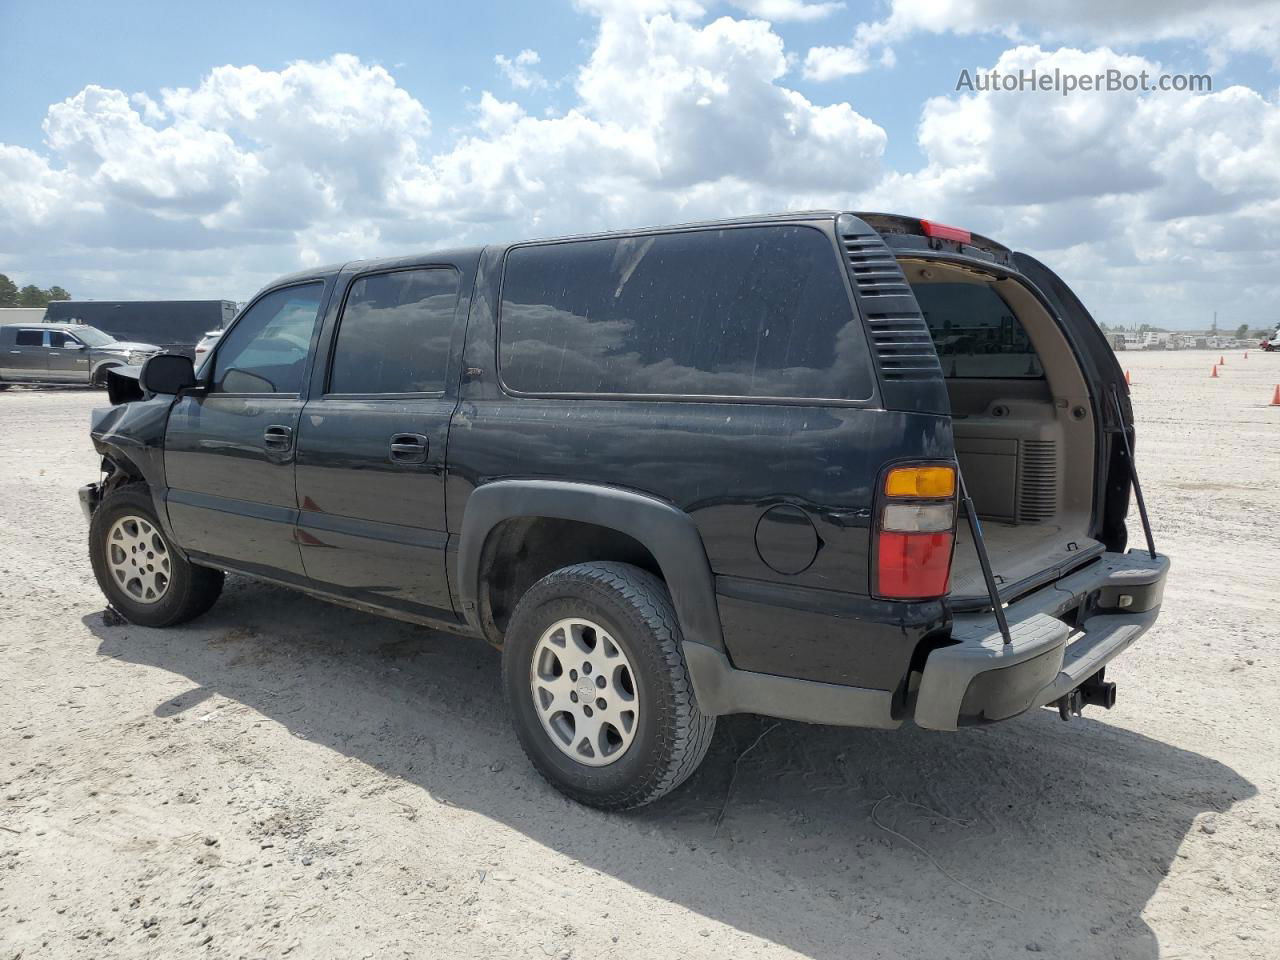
1210, 365, 1218, 378
1271, 384, 1280, 406
1125, 369, 1132, 386
1219, 355, 1226, 365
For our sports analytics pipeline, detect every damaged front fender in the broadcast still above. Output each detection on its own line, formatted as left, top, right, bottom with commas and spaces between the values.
86, 391, 180, 545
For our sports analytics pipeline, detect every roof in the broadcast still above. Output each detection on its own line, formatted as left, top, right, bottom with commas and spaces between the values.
267, 213, 846, 287
499, 211, 842, 249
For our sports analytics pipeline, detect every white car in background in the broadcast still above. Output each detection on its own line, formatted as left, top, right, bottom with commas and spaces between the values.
193, 329, 222, 370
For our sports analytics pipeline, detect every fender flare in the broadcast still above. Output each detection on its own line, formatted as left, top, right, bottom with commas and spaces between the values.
456, 479, 725, 653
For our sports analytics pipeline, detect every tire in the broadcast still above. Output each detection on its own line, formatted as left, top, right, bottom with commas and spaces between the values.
89, 485, 224, 627
91, 366, 115, 389
502, 561, 716, 811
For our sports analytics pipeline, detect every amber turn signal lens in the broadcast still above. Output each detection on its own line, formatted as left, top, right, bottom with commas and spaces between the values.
884, 465, 956, 498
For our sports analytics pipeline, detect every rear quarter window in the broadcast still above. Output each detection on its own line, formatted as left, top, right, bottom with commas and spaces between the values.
498, 225, 874, 401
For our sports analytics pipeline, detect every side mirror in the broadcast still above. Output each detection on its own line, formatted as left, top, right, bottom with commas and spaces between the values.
66, 342, 86, 351
140, 353, 197, 395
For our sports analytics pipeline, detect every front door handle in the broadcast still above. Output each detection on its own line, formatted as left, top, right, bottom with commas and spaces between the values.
263, 424, 293, 449
389, 433, 429, 464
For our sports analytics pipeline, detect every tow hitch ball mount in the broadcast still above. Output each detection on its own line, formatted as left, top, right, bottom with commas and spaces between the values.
1056, 669, 1117, 721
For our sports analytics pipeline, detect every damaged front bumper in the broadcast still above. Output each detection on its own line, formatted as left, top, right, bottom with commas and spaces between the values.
913, 549, 1170, 730
78, 482, 102, 521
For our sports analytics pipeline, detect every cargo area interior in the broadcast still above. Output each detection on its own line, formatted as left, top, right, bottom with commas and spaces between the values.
901, 258, 1101, 606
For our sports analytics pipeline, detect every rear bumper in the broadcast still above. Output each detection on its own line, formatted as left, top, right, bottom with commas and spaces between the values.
913, 550, 1170, 730
684, 549, 1168, 731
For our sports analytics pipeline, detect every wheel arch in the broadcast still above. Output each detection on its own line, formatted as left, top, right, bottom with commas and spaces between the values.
90, 358, 124, 385
457, 480, 725, 654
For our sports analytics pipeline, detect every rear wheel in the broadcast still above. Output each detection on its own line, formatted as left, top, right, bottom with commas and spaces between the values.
89, 485, 224, 626
502, 562, 715, 810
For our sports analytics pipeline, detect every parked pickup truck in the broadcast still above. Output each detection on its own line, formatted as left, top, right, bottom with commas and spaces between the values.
0, 323, 160, 389
80, 211, 1169, 810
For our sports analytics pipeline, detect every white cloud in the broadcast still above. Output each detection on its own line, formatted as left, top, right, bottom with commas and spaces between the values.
727, 0, 844, 23
805, 0, 1280, 81
2, 6, 1278, 329
862, 45, 1280, 327
804, 33, 896, 81
0, 11, 884, 299
494, 49, 548, 90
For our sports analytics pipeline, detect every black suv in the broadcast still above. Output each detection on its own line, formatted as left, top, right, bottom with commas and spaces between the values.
81, 212, 1169, 810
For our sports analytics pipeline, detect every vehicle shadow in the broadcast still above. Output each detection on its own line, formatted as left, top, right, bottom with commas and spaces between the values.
87, 577, 1253, 960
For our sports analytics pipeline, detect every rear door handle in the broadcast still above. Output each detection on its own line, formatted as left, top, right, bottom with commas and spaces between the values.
263, 424, 293, 449
389, 433, 429, 464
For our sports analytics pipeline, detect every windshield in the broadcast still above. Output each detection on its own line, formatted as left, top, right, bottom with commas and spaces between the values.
70, 325, 118, 347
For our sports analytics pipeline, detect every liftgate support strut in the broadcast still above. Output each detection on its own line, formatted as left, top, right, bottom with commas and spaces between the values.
956, 468, 1013, 648
1109, 384, 1157, 561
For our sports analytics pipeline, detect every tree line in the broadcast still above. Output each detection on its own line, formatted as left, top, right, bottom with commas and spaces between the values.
0, 273, 72, 309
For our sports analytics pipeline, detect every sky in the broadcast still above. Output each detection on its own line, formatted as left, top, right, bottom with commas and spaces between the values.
2, 0, 1279, 330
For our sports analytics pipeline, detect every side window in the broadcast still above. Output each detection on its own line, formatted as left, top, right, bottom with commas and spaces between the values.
211, 283, 324, 394
49, 330, 77, 348
912, 282, 1044, 379
328, 268, 460, 395
498, 225, 873, 400
16, 330, 44, 347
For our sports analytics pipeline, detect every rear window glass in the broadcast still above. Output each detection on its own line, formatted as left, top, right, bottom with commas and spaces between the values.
16, 330, 43, 346
499, 225, 873, 400
912, 282, 1044, 378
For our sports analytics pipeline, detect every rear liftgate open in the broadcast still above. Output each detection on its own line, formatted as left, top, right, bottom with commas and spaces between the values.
954, 387, 1157, 721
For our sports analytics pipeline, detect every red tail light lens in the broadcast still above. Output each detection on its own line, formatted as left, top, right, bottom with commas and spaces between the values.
876, 531, 954, 600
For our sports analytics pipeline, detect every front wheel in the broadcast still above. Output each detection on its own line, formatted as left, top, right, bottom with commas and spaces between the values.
502, 562, 716, 811
89, 485, 224, 626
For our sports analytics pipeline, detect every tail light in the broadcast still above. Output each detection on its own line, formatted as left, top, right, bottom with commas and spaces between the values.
874, 464, 957, 600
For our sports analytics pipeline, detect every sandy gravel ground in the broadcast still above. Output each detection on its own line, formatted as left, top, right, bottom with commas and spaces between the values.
1, 349, 1278, 960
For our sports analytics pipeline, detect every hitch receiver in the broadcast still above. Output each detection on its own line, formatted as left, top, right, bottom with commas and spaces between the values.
1056, 670, 1117, 721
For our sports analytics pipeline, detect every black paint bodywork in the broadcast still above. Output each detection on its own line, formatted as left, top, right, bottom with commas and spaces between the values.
86, 211, 1128, 718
